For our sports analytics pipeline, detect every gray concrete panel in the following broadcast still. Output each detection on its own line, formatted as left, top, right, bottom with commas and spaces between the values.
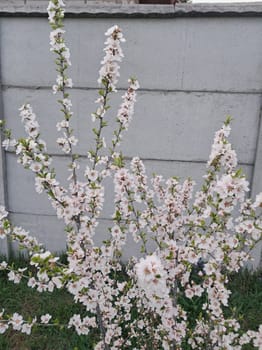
9, 212, 67, 253
1, 18, 52, 86
2, 17, 262, 91
0, 107, 6, 209
1, 5, 262, 263
180, 17, 262, 92
251, 101, 262, 197
122, 90, 260, 163
93, 218, 157, 261
3, 88, 260, 163
250, 98, 262, 269
0, 21, 10, 257
6, 152, 253, 217
8, 214, 156, 260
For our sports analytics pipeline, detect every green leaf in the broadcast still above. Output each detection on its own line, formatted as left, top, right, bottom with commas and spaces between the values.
92, 128, 99, 136
0, 120, 5, 129
225, 115, 233, 126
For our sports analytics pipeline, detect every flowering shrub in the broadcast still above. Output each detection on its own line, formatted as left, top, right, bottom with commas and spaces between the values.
0, 0, 262, 349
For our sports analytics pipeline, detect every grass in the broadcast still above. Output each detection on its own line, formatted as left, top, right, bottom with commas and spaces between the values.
227, 269, 262, 350
0, 257, 261, 349
0, 277, 96, 350
0, 256, 98, 350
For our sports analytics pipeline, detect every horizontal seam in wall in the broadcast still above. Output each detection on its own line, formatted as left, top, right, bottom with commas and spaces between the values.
5, 150, 253, 166
9, 210, 112, 220
140, 158, 252, 166
2, 85, 262, 95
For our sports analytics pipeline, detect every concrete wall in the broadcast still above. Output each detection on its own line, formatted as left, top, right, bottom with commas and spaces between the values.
1, 1, 262, 265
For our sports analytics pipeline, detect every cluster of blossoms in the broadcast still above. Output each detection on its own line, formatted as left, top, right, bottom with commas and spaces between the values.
48, 0, 73, 94
0, 0, 262, 349
48, 0, 76, 169
98, 25, 125, 92
136, 254, 168, 298
0, 309, 53, 336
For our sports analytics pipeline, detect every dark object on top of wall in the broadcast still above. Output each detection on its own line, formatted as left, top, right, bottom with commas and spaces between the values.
139, 0, 173, 3
139, 0, 188, 4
